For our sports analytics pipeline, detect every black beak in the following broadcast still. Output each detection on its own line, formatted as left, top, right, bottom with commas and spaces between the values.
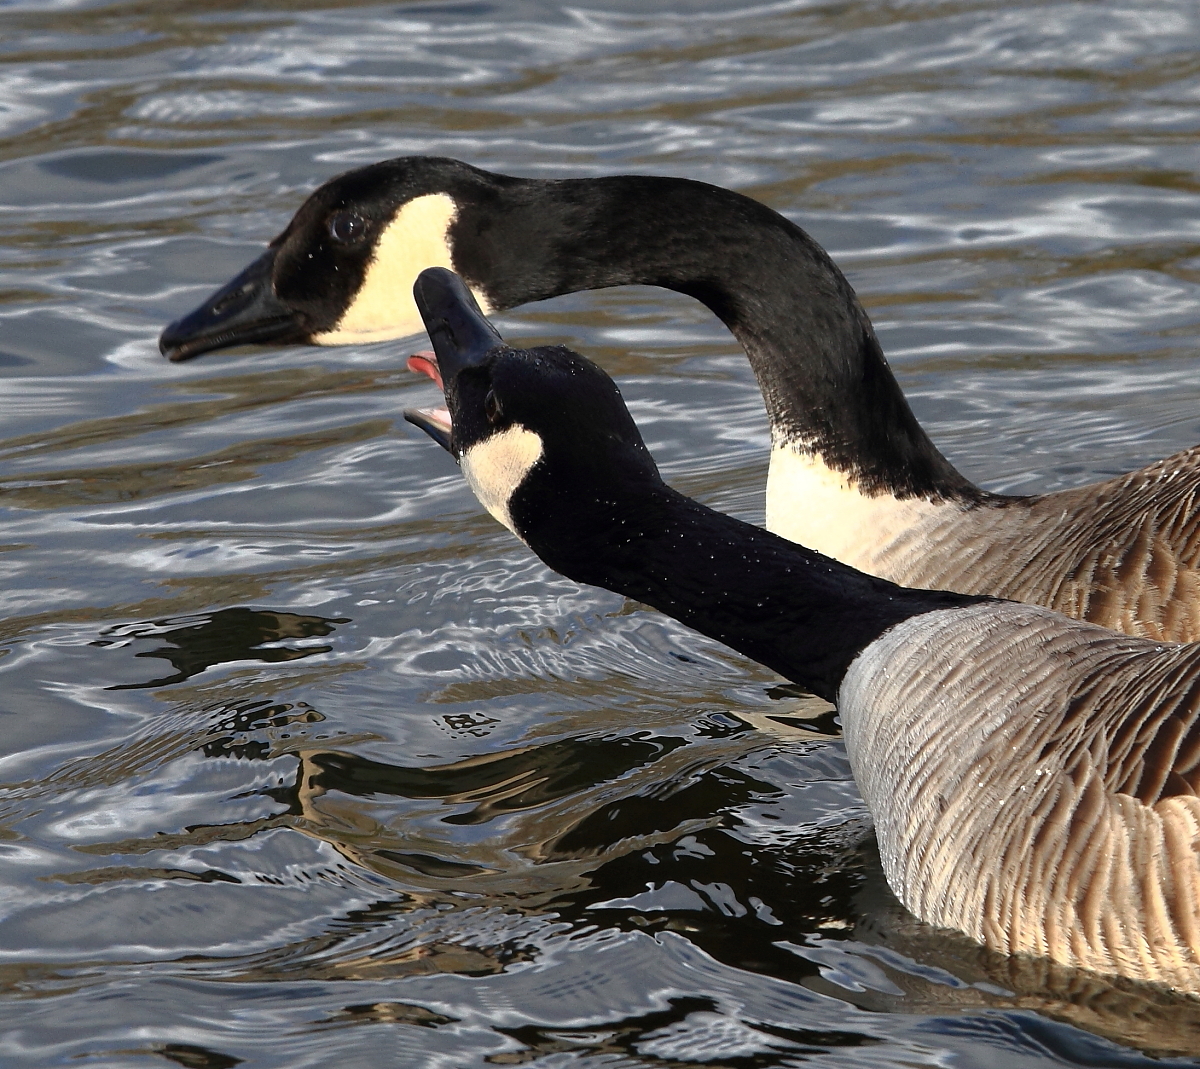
403, 268, 505, 452
159, 249, 307, 362
413, 267, 504, 381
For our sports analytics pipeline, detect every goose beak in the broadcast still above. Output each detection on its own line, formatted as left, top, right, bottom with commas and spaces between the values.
403, 267, 505, 454
159, 249, 306, 362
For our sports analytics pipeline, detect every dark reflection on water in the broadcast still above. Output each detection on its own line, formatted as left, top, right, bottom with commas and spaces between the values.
306, 732, 691, 819
488, 997, 880, 1066
60, 681, 1200, 1059
96, 607, 347, 690
3, 0, 1200, 1064
105, 1045, 245, 1069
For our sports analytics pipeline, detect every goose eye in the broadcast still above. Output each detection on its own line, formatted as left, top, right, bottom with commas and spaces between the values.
484, 390, 502, 424
328, 210, 366, 244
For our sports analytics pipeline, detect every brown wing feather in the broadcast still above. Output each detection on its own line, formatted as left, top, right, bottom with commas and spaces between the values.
1042, 654, 1200, 804
878, 446, 1200, 642
841, 601, 1200, 991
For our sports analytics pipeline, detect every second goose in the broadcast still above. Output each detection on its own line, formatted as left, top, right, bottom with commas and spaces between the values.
160, 157, 1200, 642
405, 266, 1200, 995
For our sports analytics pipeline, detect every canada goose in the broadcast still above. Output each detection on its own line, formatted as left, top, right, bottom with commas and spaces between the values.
403, 266, 1200, 993
160, 157, 1200, 643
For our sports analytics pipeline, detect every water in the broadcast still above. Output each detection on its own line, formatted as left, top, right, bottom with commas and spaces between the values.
1, 0, 1200, 1064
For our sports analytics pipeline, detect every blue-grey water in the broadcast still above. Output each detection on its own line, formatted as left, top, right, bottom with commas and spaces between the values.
2, 1, 1200, 1065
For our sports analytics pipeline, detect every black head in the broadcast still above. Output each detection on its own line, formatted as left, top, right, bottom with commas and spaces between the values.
403, 268, 661, 544
159, 157, 504, 362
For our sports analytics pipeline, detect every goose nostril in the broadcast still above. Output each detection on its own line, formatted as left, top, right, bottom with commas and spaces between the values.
211, 281, 255, 317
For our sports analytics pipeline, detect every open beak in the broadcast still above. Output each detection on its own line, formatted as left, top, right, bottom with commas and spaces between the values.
403, 267, 505, 455
159, 248, 307, 362
403, 351, 452, 450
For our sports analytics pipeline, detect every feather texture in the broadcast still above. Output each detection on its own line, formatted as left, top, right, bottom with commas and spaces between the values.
829, 446, 1200, 643
843, 601, 1200, 989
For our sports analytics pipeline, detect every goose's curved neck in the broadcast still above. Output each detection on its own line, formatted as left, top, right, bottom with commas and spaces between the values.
453, 174, 984, 503
511, 475, 987, 701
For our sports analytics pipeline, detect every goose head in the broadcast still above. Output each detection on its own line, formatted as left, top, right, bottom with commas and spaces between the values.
160, 155, 976, 526
403, 267, 661, 550
160, 158, 502, 362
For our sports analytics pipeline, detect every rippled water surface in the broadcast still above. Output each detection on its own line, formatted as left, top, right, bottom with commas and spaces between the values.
3, 0, 1200, 1065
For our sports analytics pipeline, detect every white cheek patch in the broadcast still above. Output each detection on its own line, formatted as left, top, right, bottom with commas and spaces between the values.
460, 426, 544, 537
312, 193, 493, 345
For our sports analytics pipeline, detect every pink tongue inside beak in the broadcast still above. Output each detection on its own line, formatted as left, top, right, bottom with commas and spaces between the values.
406, 350, 444, 391
406, 350, 452, 433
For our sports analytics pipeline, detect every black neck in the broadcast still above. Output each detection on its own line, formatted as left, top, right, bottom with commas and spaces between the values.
451, 171, 986, 502
509, 473, 988, 702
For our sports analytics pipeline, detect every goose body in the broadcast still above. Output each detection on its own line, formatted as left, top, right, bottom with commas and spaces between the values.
788, 450, 1200, 644
406, 266, 1200, 993
161, 157, 1200, 642
845, 601, 1200, 990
